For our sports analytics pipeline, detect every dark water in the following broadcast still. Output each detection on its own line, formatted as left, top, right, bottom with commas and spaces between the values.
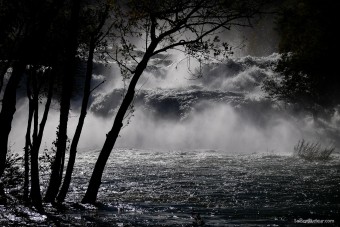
49, 150, 340, 226
1, 149, 339, 226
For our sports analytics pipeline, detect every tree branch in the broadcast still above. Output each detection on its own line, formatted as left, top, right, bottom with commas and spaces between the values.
153, 19, 232, 56
150, 14, 157, 41
157, 0, 206, 40
106, 50, 136, 74
90, 80, 106, 94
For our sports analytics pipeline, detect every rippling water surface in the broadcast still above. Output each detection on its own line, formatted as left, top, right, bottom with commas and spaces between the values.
37, 149, 339, 226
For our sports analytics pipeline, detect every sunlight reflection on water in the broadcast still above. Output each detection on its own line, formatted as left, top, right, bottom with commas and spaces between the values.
40, 149, 340, 226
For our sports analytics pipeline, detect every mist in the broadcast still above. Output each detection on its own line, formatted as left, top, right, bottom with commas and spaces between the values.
117, 103, 302, 153
8, 97, 312, 155
8, 52, 338, 155
6, 12, 336, 155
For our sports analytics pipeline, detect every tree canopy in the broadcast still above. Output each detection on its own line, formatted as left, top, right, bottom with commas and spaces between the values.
263, 0, 340, 116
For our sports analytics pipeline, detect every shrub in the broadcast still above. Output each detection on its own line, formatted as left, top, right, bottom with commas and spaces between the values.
2, 150, 24, 188
294, 139, 335, 161
39, 150, 55, 173
1, 149, 24, 204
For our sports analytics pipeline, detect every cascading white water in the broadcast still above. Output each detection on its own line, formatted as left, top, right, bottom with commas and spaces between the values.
8, 53, 339, 153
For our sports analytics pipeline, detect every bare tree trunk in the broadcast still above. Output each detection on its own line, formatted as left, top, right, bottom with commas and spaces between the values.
0, 62, 25, 178
44, 94, 70, 202
82, 42, 158, 204
57, 38, 95, 203
24, 124, 32, 205
44, 0, 81, 203
24, 72, 34, 204
29, 71, 44, 211
56, 3, 110, 202
28, 69, 54, 210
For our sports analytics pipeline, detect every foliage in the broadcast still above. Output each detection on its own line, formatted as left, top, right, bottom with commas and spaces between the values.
45, 128, 69, 171
39, 150, 55, 174
294, 139, 335, 161
107, 0, 265, 79
263, 0, 340, 116
2, 149, 24, 189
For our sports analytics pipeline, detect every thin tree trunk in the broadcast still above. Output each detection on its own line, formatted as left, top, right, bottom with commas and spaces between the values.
24, 123, 32, 205
29, 71, 44, 211
44, 0, 81, 203
57, 38, 95, 203
0, 0, 65, 180
0, 62, 25, 178
24, 73, 34, 204
43, 68, 72, 202
43, 94, 70, 203
82, 42, 158, 204
0, 0, 66, 180
30, 69, 55, 210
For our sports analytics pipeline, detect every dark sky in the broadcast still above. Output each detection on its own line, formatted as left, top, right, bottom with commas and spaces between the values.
223, 14, 279, 57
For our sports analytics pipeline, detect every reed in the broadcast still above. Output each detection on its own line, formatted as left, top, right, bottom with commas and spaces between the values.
294, 139, 335, 161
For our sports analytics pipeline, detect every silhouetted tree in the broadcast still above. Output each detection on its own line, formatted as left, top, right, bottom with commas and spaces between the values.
0, 0, 23, 94
22, 65, 56, 210
44, 0, 82, 203
0, 0, 65, 180
23, 67, 37, 205
0, 62, 25, 178
263, 0, 340, 117
31, 68, 56, 211
56, 1, 113, 203
82, 0, 267, 204
23, 73, 33, 204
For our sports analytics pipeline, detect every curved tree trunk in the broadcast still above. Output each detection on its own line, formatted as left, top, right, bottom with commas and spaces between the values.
44, 0, 81, 203
43, 67, 73, 202
0, 62, 25, 178
0, 0, 65, 180
82, 42, 158, 204
57, 38, 95, 203
30, 72, 43, 210
44, 94, 70, 202
30, 69, 55, 210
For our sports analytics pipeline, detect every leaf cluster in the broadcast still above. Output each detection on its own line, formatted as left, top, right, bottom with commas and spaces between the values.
2, 150, 24, 189
105, 0, 266, 80
263, 0, 340, 114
